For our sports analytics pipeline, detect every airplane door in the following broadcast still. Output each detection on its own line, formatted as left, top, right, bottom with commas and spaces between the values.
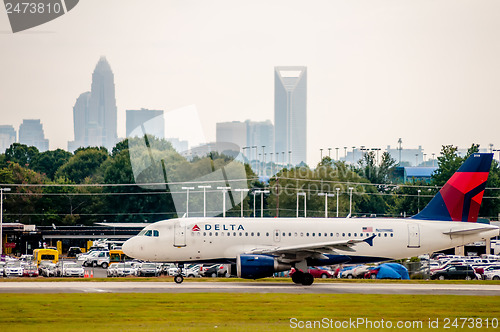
174, 221, 186, 247
273, 229, 281, 242
407, 224, 420, 248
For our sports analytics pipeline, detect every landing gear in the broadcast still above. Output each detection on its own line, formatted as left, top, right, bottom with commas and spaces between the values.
291, 270, 314, 286
292, 271, 304, 284
174, 263, 184, 284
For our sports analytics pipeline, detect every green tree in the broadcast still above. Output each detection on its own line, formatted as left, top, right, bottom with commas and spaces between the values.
56, 147, 109, 183
5, 143, 39, 167
31, 149, 72, 180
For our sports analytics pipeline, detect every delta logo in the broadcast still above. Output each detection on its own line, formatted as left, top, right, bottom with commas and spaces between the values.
191, 224, 245, 231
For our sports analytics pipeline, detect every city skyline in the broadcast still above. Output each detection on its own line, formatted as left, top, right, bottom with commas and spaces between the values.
1, 1, 500, 165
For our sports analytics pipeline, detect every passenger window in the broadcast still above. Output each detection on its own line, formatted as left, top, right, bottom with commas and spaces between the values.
245, 232, 248, 236
289, 232, 292, 237
234, 232, 237, 236
138, 230, 147, 236
282, 232, 285, 237
251, 232, 254, 236
215, 232, 218, 236
227, 232, 230, 236
348, 233, 351, 237
306, 233, 309, 237
300, 232, 304, 237
384, 233, 387, 237
318, 233, 321, 237
209, 232, 212, 236
266, 232, 269, 236
294, 232, 298, 237
342, 233, 345, 237
354, 233, 357, 237
239, 232, 242, 236
203, 232, 206, 236
325, 233, 328, 237
257, 232, 260, 236
336, 233, 339, 237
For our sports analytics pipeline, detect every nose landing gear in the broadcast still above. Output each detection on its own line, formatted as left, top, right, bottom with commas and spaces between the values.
174, 263, 184, 284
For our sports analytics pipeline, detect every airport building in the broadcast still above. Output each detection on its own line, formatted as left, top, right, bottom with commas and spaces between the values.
18, 119, 49, 152
274, 66, 307, 166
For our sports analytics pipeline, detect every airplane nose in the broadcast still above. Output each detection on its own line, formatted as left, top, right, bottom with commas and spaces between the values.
122, 238, 135, 258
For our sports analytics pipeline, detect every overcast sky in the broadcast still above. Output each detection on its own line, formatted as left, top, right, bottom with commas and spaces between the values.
1, 0, 500, 165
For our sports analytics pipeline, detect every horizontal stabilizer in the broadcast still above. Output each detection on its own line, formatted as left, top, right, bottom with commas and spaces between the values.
443, 227, 496, 236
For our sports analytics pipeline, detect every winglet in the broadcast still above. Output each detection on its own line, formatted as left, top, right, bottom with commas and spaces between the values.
363, 234, 376, 247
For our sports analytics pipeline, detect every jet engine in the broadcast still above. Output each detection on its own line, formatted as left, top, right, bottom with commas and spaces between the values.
236, 254, 291, 279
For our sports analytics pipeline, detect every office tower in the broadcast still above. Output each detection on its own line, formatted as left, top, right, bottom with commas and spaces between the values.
68, 57, 118, 152
126, 109, 165, 139
216, 121, 247, 150
245, 120, 274, 162
0, 125, 16, 153
18, 119, 49, 152
274, 66, 307, 166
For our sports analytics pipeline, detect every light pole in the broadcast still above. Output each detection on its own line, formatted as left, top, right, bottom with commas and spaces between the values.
235, 188, 250, 217
352, 147, 356, 164
494, 149, 500, 163
270, 152, 274, 175
0, 187, 11, 255
217, 186, 231, 217
348, 187, 354, 217
432, 153, 436, 167
320, 148, 323, 160
328, 148, 332, 158
288, 151, 292, 168
417, 189, 421, 213
335, 147, 339, 161
181, 186, 194, 217
344, 147, 347, 160
372, 148, 381, 165
336, 188, 340, 217
318, 193, 335, 218
198, 185, 211, 217
254, 190, 269, 218
296, 192, 307, 218
242, 146, 249, 163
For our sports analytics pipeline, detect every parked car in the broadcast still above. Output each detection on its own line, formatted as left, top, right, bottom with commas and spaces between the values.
182, 264, 202, 278
430, 265, 479, 280
67, 247, 83, 258
107, 263, 119, 277
62, 263, 85, 277
38, 261, 57, 277
82, 251, 110, 268
137, 263, 158, 277
482, 266, 500, 280
201, 264, 223, 277
290, 267, 334, 279
4, 261, 23, 277
22, 264, 39, 277
0, 262, 5, 277
114, 262, 137, 277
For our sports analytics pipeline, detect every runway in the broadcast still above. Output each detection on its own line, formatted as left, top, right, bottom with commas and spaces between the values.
0, 281, 499, 295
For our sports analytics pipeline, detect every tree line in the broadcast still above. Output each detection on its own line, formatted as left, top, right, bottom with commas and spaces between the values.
0, 140, 498, 225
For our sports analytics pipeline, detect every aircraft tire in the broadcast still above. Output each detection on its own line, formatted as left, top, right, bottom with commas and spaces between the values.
174, 275, 184, 284
301, 273, 314, 286
291, 271, 304, 284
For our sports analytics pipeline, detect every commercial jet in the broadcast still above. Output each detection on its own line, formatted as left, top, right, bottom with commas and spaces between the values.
123, 153, 499, 285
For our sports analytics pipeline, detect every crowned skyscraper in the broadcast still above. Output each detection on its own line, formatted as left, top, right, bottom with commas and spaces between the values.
68, 57, 118, 152
274, 66, 307, 166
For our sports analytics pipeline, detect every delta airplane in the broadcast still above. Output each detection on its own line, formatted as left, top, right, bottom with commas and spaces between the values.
123, 153, 499, 285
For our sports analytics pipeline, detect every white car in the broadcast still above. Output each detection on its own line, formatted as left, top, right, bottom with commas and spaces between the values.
62, 263, 85, 277
482, 266, 500, 280
82, 251, 110, 268
114, 263, 137, 277
4, 261, 23, 277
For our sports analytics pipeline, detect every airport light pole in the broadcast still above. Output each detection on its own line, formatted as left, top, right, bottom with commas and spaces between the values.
296, 192, 307, 218
288, 151, 292, 168
328, 148, 332, 159
242, 146, 249, 163
348, 187, 354, 218
417, 189, 421, 213
318, 192, 335, 218
352, 147, 356, 164
181, 186, 194, 217
254, 190, 269, 218
335, 147, 339, 161
344, 147, 347, 160
198, 185, 211, 217
336, 188, 340, 217
320, 148, 323, 160
235, 188, 250, 217
0, 188, 11, 255
432, 153, 436, 167
217, 187, 231, 217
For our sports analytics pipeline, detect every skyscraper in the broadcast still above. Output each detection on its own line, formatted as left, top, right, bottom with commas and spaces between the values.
274, 66, 307, 166
18, 119, 49, 152
68, 57, 118, 152
126, 109, 165, 139
0, 125, 16, 153
216, 121, 247, 150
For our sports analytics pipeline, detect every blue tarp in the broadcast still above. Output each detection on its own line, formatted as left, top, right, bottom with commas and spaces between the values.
376, 263, 410, 280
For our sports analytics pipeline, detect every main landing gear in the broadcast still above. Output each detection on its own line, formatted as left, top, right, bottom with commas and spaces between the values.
174, 263, 184, 284
291, 270, 314, 286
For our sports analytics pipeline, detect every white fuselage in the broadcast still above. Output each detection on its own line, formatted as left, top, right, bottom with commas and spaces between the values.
122, 217, 500, 264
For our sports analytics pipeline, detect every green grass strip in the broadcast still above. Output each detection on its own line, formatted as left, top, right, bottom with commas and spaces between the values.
0, 293, 498, 331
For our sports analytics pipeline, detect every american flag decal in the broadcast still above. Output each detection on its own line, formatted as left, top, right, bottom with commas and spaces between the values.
362, 227, 373, 232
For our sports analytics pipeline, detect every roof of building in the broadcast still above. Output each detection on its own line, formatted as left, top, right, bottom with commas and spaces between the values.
404, 167, 438, 178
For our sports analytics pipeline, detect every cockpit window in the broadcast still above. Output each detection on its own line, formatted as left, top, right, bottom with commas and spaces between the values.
153, 230, 159, 237
138, 230, 147, 236
145, 230, 152, 237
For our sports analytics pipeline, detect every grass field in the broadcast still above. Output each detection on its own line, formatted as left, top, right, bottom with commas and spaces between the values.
0, 293, 499, 331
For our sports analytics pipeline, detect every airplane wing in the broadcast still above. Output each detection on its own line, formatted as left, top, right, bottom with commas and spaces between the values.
248, 235, 376, 261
